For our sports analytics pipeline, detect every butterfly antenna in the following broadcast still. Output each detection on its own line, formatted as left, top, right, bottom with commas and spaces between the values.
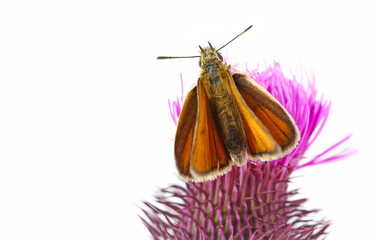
217, 25, 253, 52
157, 55, 200, 60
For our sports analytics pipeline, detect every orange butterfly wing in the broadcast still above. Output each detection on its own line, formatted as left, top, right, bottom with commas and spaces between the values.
174, 87, 198, 180
189, 79, 232, 181
174, 79, 233, 181
216, 70, 281, 160
232, 73, 300, 157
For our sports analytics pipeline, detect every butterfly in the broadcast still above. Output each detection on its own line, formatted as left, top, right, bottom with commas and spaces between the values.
158, 25, 300, 182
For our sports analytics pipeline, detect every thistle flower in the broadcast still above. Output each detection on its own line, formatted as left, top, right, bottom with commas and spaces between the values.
141, 62, 352, 240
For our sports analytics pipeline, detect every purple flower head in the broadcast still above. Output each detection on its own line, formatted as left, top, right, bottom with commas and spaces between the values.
142, 62, 352, 239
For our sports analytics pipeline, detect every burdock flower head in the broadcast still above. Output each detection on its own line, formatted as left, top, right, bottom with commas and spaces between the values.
141, 62, 352, 239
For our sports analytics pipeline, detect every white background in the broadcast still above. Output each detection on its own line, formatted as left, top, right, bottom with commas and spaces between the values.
0, 0, 374, 239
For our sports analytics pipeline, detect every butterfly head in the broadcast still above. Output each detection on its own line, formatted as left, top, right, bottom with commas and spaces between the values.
198, 42, 223, 68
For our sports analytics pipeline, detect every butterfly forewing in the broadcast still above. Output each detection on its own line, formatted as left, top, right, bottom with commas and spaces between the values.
218, 72, 281, 159
189, 79, 232, 180
174, 87, 198, 180
232, 73, 300, 155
